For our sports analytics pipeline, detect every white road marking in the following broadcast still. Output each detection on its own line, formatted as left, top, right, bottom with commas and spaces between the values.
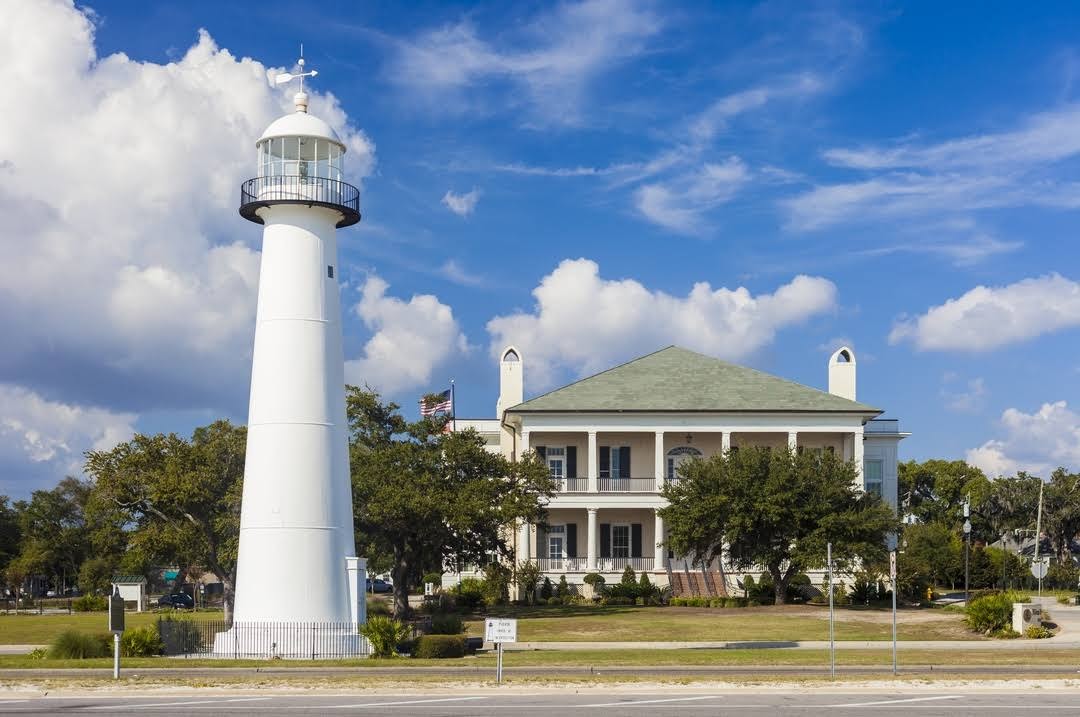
584, 695, 720, 707
324, 696, 488, 709
828, 695, 961, 707
89, 696, 270, 709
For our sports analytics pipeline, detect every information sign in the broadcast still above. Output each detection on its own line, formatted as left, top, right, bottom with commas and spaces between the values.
108, 589, 125, 634
484, 618, 517, 643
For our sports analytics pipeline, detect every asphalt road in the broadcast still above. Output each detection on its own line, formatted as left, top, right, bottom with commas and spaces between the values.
2, 691, 1080, 715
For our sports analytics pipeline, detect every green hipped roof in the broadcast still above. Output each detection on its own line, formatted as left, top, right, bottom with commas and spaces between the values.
111, 575, 146, 584
506, 346, 881, 415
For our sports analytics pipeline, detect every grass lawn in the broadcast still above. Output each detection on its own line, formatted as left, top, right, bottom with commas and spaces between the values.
0, 648, 1074, 670
0, 610, 223, 644
465, 604, 977, 642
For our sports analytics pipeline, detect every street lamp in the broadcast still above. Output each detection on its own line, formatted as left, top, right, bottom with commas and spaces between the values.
962, 498, 971, 604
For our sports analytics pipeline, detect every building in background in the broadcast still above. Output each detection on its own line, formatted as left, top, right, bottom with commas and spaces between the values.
452, 345, 907, 596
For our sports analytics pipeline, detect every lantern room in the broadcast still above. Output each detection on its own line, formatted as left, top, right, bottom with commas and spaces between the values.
239, 93, 360, 228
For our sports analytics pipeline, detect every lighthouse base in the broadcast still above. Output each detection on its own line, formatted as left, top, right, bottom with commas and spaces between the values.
211, 622, 368, 659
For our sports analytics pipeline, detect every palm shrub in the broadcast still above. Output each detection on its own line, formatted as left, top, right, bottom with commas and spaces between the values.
49, 630, 111, 659
965, 591, 1029, 635
360, 615, 411, 658
121, 625, 163, 657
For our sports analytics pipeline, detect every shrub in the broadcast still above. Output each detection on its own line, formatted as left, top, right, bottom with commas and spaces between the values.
517, 561, 543, 605
599, 596, 633, 606
540, 577, 553, 601
28, 647, 47, 660
367, 598, 391, 617
453, 578, 486, 612
429, 613, 464, 635
421, 572, 443, 591
157, 616, 204, 654
121, 625, 163, 657
411, 634, 466, 659
1026, 625, 1054, 639
583, 573, 605, 595
638, 573, 657, 604
965, 591, 1029, 635
48, 630, 110, 659
359, 615, 411, 658
1046, 562, 1080, 590
620, 565, 637, 587
72, 595, 108, 612
850, 571, 879, 605
556, 575, 570, 599
481, 563, 511, 607
546, 596, 561, 605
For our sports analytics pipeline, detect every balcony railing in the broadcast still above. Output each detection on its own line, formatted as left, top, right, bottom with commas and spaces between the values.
239, 175, 361, 228
597, 557, 654, 572
533, 557, 588, 572
556, 478, 589, 493
865, 418, 900, 434
597, 477, 658, 492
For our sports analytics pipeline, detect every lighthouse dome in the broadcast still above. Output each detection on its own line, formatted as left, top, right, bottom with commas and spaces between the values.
258, 108, 343, 148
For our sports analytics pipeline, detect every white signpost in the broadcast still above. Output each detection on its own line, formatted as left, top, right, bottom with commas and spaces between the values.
485, 618, 517, 684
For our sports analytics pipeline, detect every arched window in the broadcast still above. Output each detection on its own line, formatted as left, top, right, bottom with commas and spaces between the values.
503, 349, 519, 362
666, 446, 702, 481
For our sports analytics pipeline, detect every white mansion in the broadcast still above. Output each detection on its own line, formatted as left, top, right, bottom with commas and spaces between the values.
453, 345, 906, 594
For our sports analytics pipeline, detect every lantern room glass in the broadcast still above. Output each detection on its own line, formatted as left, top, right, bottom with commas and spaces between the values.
257, 136, 343, 182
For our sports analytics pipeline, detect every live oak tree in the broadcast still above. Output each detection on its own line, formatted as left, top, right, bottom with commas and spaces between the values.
660, 446, 897, 605
85, 421, 245, 623
347, 386, 555, 617
5, 477, 92, 597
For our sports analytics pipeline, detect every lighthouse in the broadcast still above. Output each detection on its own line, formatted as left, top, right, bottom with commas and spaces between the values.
216, 57, 365, 655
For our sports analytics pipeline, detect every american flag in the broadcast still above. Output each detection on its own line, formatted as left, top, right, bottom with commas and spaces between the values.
420, 388, 452, 417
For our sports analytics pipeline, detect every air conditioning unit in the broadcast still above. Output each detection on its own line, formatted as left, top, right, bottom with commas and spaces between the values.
1012, 602, 1043, 633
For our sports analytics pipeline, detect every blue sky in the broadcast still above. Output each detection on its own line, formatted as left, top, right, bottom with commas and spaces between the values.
3, 0, 1080, 497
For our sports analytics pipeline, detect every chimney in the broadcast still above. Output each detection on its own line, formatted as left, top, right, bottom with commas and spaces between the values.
496, 346, 523, 417
828, 346, 856, 401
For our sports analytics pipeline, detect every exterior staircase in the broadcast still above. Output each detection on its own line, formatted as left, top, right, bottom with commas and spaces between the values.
666, 559, 728, 598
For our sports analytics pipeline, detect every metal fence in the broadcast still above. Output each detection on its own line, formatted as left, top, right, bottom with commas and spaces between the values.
158, 619, 369, 659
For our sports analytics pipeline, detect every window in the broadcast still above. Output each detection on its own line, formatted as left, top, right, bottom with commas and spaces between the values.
600, 446, 630, 478
548, 525, 565, 561
666, 446, 702, 480
864, 459, 884, 498
327, 265, 334, 279
546, 447, 565, 481
611, 525, 630, 558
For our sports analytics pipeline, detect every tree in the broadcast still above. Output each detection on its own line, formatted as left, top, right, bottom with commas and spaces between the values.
900, 521, 962, 589
661, 447, 897, 605
517, 560, 542, 605
348, 386, 554, 617
0, 497, 21, 577
85, 421, 245, 623
898, 460, 988, 535
10, 477, 92, 595
1043, 469, 1080, 563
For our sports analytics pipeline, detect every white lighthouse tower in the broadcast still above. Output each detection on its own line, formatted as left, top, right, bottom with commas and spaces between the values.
216, 57, 365, 656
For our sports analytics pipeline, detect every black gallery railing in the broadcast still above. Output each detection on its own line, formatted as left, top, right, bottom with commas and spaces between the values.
158, 619, 369, 659
239, 176, 361, 227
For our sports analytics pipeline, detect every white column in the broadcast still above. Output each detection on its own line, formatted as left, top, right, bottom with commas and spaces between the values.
520, 430, 530, 457
654, 431, 665, 490
653, 510, 665, 572
788, 431, 798, 452
853, 427, 865, 487
587, 430, 598, 493
587, 508, 598, 571
519, 521, 531, 561
721, 431, 731, 454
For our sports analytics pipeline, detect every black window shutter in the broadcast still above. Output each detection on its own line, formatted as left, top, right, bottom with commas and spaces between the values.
566, 446, 577, 478
537, 526, 547, 558
599, 523, 611, 558
536, 445, 546, 460
619, 447, 631, 478
599, 446, 610, 478
631, 523, 643, 557
566, 524, 577, 558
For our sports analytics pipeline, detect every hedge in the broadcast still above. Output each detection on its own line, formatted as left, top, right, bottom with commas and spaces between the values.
411, 634, 466, 659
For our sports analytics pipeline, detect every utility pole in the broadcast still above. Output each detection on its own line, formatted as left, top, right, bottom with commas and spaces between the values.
827, 542, 835, 679
1034, 480, 1044, 600
963, 497, 971, 605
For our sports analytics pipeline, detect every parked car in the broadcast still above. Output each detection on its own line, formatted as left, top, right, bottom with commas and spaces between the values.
366, 578, 393, 594
158, 592, 195, 609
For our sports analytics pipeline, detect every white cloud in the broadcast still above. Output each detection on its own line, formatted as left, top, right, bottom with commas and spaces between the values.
786, 104, 1080, 230
345, 276, 469, 394
438, 260, 485, 287
441, 188, 481, 217
689, 73, 825, 143
634, 157, 750, 234
941, 375, 987, 414
967, 401, 1080, 477
0, 1, 374, 413
486, 258, 837, 387
388, 0, 661, 124
889, 274, 1080, 352
0, 384, 136, 487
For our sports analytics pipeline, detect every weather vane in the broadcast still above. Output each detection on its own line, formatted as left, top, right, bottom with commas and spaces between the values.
274, 44, 318, 93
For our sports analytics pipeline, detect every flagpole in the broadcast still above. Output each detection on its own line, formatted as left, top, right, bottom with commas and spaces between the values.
451, 379, 456, 432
